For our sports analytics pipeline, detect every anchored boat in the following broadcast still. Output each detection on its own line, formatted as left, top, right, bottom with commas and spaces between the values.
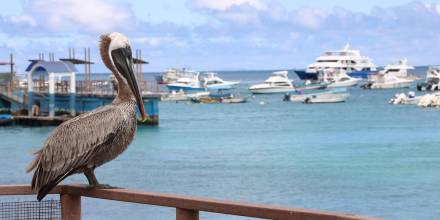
294, 44, 377, 80
320, 69, 362, 88
201, 72, 240, 90
249, 71, 296, 94
417, 66, 440, 91
284, 88, 349, 103
362, 59, 418, 89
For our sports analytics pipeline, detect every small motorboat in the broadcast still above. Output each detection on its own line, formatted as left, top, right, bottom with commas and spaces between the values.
221, 95, 247, 104
191, 91, 247, 104
284, 88, 349, 103
303, 92, 350, 104
417, 66, 440, 91
191, 97, 220, 104
249, 71, 296, 94
389, 91, 421, 105
162, 90, 210, 102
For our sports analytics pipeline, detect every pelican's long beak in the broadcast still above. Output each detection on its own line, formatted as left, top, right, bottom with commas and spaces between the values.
111, 47, 148, 121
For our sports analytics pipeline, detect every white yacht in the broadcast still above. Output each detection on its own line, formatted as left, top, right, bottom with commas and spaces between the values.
155, 68, 198, 84
417, 66, 440, 91
295, 44, 376, 80
201, 72, 240, 90
320, 69, 362, 88
249, 71, 296, 94
166, 71, 206, 92
363, 59, 418, 89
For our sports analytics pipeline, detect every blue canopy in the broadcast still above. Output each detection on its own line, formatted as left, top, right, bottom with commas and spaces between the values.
25, 60, 77, 73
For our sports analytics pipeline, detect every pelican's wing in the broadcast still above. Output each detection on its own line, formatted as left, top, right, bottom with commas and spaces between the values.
28, 104, 130, 199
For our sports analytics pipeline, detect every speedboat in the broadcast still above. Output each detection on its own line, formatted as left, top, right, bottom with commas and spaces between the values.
284, 88, 349, 103
201, 72, 240, 90
389, 91, 421, 105
162, 90, 210, 102
303, 93, 349, 104
249, 71, 296, 94
362, 59, 418, 89
166, 71, 206, 92
417, 66, 440, 91
320, 69, 362, 88
294, 44, 377, 80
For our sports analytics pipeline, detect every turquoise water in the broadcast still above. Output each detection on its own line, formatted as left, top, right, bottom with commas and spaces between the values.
1, 68, 440, 219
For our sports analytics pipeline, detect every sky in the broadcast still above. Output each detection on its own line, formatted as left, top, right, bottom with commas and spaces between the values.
1, 0, 440, 73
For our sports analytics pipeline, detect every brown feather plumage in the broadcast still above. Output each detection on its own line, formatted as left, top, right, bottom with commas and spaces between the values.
27, 33, 139, 201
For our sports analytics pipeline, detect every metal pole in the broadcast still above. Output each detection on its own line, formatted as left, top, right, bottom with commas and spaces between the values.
9, 53, 14, 91
87, 48, 91, 92
84, 48, 87, 91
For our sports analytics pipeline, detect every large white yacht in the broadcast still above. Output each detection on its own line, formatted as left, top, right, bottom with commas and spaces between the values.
249, 71, 296, 94
363, 59, 418, 89
295, 44, 376, 80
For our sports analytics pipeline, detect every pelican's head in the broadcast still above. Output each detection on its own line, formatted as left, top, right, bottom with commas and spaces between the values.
100, 32, 147, 121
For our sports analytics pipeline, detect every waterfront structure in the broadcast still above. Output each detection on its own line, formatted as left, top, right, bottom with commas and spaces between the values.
0, 49, 161, 126
26, 59, 77, 117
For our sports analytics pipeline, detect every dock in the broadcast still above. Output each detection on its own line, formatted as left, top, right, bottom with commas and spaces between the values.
0, 50, 163, 126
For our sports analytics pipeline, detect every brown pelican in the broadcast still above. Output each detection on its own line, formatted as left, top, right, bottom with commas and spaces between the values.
26, 32, 147, 201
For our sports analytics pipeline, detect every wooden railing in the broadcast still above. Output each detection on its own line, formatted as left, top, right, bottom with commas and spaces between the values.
0, 185, 383, 220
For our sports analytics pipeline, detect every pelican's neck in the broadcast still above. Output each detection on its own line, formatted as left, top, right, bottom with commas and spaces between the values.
113, 71, 135, 104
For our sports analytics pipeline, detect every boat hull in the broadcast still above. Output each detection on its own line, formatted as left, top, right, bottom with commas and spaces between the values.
304, 93, 350, 103
206, 82, 240, 90
249, 87, 296, 94
327, 78, 362, 88
294, 69, 376, 80
370, 81, 413, 89
221, 97, 247, 104
166, 85, 206, 92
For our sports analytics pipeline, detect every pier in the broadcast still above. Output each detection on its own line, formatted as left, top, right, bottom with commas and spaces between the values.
0, 184, 381, 220
0, 50, 162, 126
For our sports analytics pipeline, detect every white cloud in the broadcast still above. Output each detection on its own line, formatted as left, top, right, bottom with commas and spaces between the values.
133, 36, 188, 48
26, 0, 133, 33
8, 15, 36, 27
292, 8, 327, 30
191, 0, 267, 11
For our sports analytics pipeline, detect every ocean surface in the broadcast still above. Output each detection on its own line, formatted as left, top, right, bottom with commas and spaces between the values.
1, 67, 440, 220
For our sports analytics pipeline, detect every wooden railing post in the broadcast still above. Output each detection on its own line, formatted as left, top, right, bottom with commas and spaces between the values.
61, 193, 81, 220
176, 208, 199, 220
